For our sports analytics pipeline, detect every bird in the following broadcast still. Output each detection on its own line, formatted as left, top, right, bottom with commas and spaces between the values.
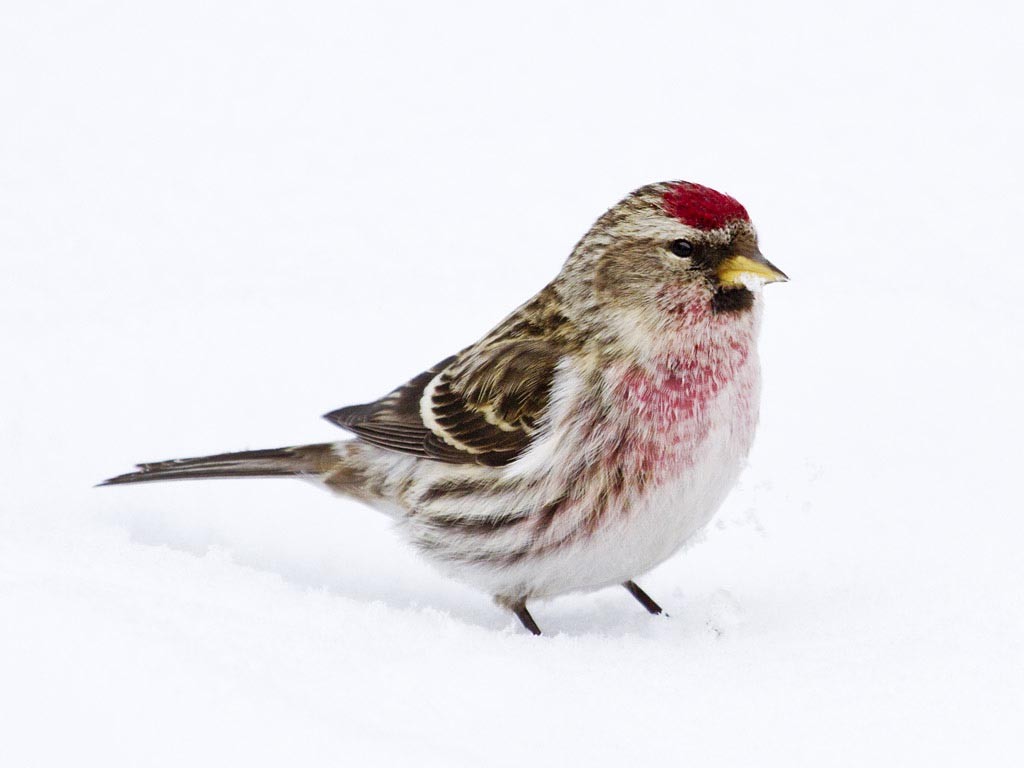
102, 181, 787, 635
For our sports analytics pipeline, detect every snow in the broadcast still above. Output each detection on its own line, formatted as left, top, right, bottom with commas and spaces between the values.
2, 1, 1022, 765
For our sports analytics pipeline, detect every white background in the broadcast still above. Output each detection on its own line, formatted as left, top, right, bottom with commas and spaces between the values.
2, 1, 1022, 765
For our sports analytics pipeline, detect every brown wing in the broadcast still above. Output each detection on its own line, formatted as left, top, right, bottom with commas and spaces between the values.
323, 341, 561, 466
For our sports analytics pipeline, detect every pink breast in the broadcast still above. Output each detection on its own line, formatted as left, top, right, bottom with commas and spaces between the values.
619, 339, 750, 421
609, 338, 752, 481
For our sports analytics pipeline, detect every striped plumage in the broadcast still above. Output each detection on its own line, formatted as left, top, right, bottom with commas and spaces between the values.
104, 181, 787, 634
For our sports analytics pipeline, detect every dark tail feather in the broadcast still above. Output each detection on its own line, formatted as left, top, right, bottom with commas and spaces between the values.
99, 444, 336, 486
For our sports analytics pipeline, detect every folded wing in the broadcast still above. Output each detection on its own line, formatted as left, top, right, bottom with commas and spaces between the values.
324, 340, 561, 467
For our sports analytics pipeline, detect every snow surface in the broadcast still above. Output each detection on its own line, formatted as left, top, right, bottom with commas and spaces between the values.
2, 2, 1022, 765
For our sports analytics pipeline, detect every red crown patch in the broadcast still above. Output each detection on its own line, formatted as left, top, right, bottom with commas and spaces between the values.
663, 182, 749, 230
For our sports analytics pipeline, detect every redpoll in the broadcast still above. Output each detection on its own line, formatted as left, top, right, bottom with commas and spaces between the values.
103, 181, 787, 635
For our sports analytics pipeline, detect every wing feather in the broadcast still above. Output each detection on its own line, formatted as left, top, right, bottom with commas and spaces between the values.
324, 341, 561, 466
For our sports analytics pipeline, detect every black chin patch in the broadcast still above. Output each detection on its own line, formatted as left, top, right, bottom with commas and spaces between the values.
712, 287, 754, 314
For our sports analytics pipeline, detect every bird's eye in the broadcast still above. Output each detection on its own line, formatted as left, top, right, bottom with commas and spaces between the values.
668, 239, 694, 258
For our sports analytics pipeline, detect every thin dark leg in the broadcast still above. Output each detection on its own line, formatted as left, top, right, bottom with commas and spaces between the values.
512, 604, 542, 636
623, 580, 664, 615
496, 596, 542, 635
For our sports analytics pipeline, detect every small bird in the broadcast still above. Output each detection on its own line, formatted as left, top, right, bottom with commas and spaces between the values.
103, 181, 787, 635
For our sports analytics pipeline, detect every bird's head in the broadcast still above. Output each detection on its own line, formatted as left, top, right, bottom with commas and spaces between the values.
558, 181, 787, 336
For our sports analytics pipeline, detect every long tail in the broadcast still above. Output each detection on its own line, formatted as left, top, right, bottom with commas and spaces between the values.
99, 444, 337, 486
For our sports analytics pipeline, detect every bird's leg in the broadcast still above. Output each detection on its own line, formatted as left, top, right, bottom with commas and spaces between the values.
495, 595, 542, 636
623, 580, 665, 615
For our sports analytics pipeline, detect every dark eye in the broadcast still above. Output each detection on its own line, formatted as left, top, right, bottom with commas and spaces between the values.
668, 239, 694, 258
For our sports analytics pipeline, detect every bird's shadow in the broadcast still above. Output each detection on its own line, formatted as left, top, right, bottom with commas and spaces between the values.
103, 495, 716, 641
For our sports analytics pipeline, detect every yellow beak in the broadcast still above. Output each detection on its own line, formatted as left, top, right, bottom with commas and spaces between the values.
716, 254, 789, 288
